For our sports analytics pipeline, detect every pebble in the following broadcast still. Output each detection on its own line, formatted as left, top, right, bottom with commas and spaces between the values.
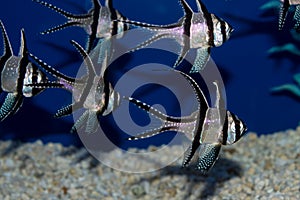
0, 126, 299, 199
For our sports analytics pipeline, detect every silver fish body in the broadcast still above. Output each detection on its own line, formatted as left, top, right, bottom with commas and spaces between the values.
118, 0, 233, 73
33, 0, 128, 53
28, 40, 120, 134
126, 70, 247, 173
0, 21, 47, 121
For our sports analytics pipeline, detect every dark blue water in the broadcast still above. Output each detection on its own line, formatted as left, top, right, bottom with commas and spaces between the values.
0, 0, 299, 147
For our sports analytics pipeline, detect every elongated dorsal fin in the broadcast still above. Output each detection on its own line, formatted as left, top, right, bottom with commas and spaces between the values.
19, 29, 27, 57
179, 0, 193, 16
179, 70, 209, 167
93, 0, 101, 10
105, 0, 113, 10
0, 20, 13, 58
70, 40, 96, 78
195, 0, 207, 13
177, 70, 208, 109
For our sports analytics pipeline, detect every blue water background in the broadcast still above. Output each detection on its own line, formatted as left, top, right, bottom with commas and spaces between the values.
0, 0, 299, 147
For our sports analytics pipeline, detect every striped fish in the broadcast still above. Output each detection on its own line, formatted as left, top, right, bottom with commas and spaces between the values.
32, 0, 128, 53
125, 70, 247, 173
279, 0, 300, 30
0, 21, 47, 122
118, 0, 233, 73
27, 40, 120, 134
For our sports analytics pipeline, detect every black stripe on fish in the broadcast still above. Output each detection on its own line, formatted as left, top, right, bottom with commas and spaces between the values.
69, 40, 97, 110
221, 20, 227, 44
96, 67, 110, 116
221, 112, 229, 145
231, 111, 241, 141
106, 0, 118, 36
181, 71, 209, 167
180, 0, 193, 37
86, 0, 101, 53
16, 30, 28, 95
197, 0, 214, 47
30, 65, 39, 96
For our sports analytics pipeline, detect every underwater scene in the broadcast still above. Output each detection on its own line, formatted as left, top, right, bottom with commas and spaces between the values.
0, 0, 299, 199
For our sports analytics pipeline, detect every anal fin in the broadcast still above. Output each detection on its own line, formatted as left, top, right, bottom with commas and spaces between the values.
85, 110, 100, 134
71, 110, 89, 133
0, 93, 23, 121
190, 48, 210, 73
294, 5, 300, 30
197, 143, 221, 173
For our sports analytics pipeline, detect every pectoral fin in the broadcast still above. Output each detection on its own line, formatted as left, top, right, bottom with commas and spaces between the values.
85, 110, 100, 134
70, 110, 89, 133
197, 143, 221, 173
189, 48, 210, 73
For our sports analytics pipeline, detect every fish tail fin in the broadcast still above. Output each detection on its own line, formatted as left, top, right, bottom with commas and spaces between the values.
32, 0, 92, 34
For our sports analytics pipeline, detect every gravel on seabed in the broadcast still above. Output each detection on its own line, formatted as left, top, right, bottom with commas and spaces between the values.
0, 126, 299, 200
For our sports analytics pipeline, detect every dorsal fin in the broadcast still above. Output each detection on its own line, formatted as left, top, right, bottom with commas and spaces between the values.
177, 70, 208, 109
70, 40, 96, 78
0, 20, 13, 58
179, 0, 193, 16
195, 0, 206, 13
19, 29, 27, 57
212, 80, 226, 127
212, 81, 226, 112
213, 81, 221, 108
105, 0, 113, 10
93, 0, 101, 10
179, 70, 209, 167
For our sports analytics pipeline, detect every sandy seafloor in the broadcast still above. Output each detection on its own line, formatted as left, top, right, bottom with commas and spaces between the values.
0, 127, 299, 200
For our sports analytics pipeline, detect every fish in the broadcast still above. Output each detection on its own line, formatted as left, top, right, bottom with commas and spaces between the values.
279, 0, 300, 30
117, 0, 233, 73
125, 70, 247, 173
27, 40, 120, 134
0, 20, 48, 122
32, 0, 128, 53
